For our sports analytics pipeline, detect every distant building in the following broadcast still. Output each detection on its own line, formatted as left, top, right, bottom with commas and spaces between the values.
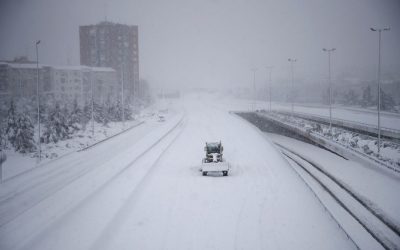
0, 62, 117, 105
0, 62, 51, 99
79, 21, 139, 102
51, 65, 117, 104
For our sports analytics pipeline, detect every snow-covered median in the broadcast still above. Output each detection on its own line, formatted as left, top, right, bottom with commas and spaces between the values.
260, 111, 400, 171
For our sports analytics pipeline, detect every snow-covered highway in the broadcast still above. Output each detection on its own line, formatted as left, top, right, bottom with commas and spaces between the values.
1, 94, 359, 250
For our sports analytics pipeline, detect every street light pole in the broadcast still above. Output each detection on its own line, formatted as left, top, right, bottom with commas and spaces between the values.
288, 58, 297, 117
370, 27, 390, 157
121, 64, 125, 130
251, 68, 257, 111
265, 66, 273, 112
323, 48, 336, 136
35, 40, 41, 162
90, 70, 94, 137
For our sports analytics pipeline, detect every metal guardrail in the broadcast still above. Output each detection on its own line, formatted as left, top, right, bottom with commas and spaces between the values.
273, 110, 400, 140
272, 102, 400, 118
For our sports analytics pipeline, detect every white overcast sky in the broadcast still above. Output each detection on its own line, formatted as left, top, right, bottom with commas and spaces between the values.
0, 0, 399, 89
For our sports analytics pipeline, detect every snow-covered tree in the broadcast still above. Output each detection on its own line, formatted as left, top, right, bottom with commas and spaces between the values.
42, 102, 70, 143
93, 102, 109, 125
68, 98, 83, 132
0, 115, 7, 150
343, 89, 359, 106
380, 88, 395, 111
321, 88, 330, 105
124, 105, 133, 120
361, 85, 374, 107
103, 97, 118, 122
12, 113, 36, 153
82, 101, 92, 130
6, 100, 17, 144
114, 100, 123, 121
6, 101, 36, 153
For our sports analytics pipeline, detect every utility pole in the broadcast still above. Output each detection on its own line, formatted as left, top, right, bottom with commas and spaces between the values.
35, 40, 41, 162
0, 151, 6, 183
121, 64, 125, 129
323, 48, 336, 136
90, 70, 94, 137
288, 58, 297, 117
265, 66, 273, 112
251, 68, 257, 111
370, 27, 390, 157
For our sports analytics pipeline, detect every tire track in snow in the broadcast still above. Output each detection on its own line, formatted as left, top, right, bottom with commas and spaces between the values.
88, 117, 187, 250
0, 121, 145, 204
0, 121, 152, 226
278, 144, 400, 250
0, 115, 185, 250
233, 160, 274, 250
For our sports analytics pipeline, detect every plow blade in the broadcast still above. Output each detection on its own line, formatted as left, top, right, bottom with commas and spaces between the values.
201, 162, 230, 176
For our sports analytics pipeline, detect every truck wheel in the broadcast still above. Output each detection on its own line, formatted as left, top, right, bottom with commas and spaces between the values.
202, 171, 207, 176
223, 171, 228, 176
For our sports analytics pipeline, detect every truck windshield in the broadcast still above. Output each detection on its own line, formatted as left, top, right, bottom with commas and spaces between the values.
206, 144, 220, 153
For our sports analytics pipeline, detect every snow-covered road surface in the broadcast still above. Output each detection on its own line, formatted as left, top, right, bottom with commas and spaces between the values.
0, 94, 356, 250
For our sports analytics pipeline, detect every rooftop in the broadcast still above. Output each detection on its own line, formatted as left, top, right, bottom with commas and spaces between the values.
0, 61, 115, 72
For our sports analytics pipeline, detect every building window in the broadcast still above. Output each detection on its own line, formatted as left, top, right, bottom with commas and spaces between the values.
0, 81, 8, 91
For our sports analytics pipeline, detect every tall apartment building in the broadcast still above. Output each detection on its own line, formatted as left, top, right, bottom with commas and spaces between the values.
79, 21, 139, 101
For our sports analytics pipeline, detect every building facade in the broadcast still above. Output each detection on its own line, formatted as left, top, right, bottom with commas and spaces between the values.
0, 62, 52, 99
51, 66, 118, 104
79, 21, 139, 102
0, 62, 118, 105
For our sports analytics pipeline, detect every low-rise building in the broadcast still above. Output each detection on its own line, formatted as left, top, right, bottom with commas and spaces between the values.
0, 62, 118, 105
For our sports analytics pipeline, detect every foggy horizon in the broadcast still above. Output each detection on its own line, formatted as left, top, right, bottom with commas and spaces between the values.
0, 0, 399, 90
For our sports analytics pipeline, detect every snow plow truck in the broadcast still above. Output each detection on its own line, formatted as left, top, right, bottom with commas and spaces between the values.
201, 141, 230, 176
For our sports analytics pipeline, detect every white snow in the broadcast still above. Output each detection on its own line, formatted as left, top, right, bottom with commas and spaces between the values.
262, 111, 400, 169
233, 99, 400, 131
2, 120, 142, 180
266, 132, 400, 247
1, 103, 173, 180
0, 93, 380, 250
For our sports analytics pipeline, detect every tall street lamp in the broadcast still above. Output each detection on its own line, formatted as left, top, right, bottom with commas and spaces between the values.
35, 40, 41, 162
120, 64, 125, 129
265, 66, 273, 112
288, 58, 297, 116
251, 68, 257, 111
90, 70, 94, 137
370, 27, 390, 157
323, 48, 336, 136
